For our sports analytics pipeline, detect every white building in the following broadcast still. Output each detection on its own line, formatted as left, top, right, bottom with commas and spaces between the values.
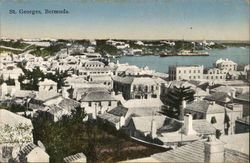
169, 65, 204, 81
214, 58, 237, 72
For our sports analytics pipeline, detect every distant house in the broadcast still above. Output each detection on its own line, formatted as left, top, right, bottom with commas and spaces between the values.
13, 143, 49, 163
98, 105, 128, 130
77, 66, 112, 76
38, 79, 57, 93
184, 100, 243, 134
0, 110, 33, 162
28, 92, 61, 110
80, 91, 119, 119
0, 66, 24, 80
126, 114, 216, 147
113, 76, 166, 100
98, 98, 164, 130
40, 98, 80, 122
213, 58, 237, 72
233, 91, 250, 116
168, 65, 204, 81
203, 68, 227, 81
63, 153, 86, 163
88, 75, 113, 89
136, 134, 249, 163
82, 60, 104, 68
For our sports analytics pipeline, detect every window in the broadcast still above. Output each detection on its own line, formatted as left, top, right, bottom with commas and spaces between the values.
108, 101, 111, 106
193, 76, 196, 79
88, 102, 91, 107
133, 85, 136, 91
198, 70, 200, 73
198, 76, 200, 79
151, 85, 154, 91
216, 76, 218, 79
189, 70, 191, 73
152, 94, 157, 98
184, 70, 186, 74
194, 70, 196, 73
179, 70, 181, 73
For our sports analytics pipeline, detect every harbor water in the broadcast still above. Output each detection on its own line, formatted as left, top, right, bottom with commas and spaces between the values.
111, 47, 249, 73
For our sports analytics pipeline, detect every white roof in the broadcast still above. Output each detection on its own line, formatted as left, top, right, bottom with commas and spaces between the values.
216, 58, 237, 65
123, 98, 163, 109
0, 109, 33, 127
220, 133, 249, 155
38, 79, 57, 86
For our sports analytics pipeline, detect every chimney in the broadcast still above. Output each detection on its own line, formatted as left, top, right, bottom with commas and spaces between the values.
206, 88, 210, 93
119, 116, 125, 129
179, 100, 186, 120
210, 101, 216, 105
150, 118, 157, 139
230, 90, 236, 98
204, 136, 225, 163
183, 114, 196, 135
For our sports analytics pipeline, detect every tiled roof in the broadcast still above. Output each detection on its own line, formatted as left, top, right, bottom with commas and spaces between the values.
98, 113, 120, 124
152, 140, 249, 163
123, 98, 163, 109
168, 81, 197, 89
38, 79, 57, 86
157, 118, 183, 133
81, 91, 116, 102
192, 119, 216, 135
14, 90, 36, 98
16, 143, 37, 158
63, 153, 86, 163
0, 109, 33, 128
185, 100, 210, 113
58, 98, 80, 111
132, 77, 157, 85
152, 140, 205, 162
220, 133, 249, 155
131, 116, 167, 133
108, 106, 129, 117
210, 86, 236, 93
113, 76, 134, 84
35, 92, 61, 102
159, 132, 200, 143
205, 92, 232, 103
237, 92, 250, 101
185, 100, 226, 114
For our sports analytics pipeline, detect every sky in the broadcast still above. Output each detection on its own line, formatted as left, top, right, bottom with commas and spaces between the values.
0, 0, 249, 40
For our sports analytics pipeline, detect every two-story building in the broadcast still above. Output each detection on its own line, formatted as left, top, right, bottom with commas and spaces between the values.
168, 65, 204, 81
113, 76, 167, 100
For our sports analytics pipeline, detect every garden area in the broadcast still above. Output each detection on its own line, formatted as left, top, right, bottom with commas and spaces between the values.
32, 108, 166, 163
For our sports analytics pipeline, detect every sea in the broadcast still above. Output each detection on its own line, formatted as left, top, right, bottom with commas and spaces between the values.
111, 47, 250, 73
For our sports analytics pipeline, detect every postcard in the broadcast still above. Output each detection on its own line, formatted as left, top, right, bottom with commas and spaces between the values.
0, 0, 249, 162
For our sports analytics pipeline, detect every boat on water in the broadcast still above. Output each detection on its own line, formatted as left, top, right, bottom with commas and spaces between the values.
160, 50, 209, 57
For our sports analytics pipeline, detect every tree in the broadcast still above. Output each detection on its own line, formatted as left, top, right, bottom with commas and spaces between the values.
160, 86, 195, 119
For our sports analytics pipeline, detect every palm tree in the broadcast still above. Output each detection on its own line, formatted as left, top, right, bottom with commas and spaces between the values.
160, 86, 195, 119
